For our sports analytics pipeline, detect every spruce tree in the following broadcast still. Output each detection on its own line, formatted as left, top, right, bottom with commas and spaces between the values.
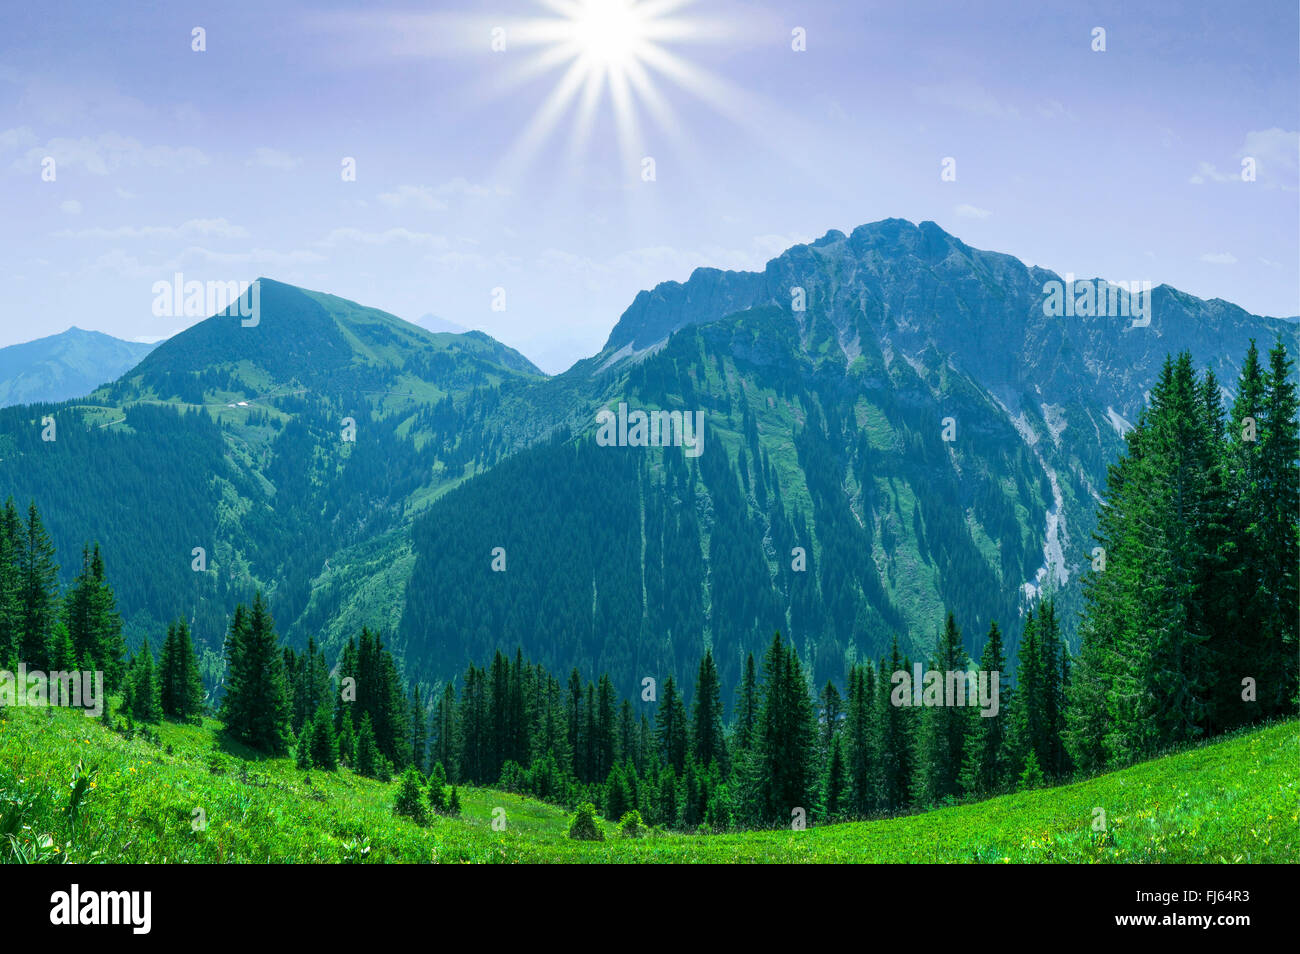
410, 683, 427, 774
354, 713, 379, 778
128, 642, 162, 723
0, 500, 22, 669
755, 632, 816, 823
824, 734, 848, 820
656, 675, 688, 774
219, 594, 292, 754
1259, 337, 1299, 713
393, 766, 427, 822
427, 760, 449, 813
18, 502, 58, 668
912, 613, 969, 804
959, 620, 1011, 794
733, 651, 758, 753
158, 619, 204, 720
690, 649, 727, 771
875, 637, 915, 811
309, 707, 340, 771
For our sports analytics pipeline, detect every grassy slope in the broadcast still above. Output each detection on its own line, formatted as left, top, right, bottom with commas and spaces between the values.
1, 703, 1294, 863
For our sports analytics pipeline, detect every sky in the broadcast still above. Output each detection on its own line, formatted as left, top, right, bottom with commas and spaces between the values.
1, 0, 1296, 373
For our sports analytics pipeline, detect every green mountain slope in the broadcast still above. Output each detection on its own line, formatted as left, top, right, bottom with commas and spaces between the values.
1, 700, 1292, 862
0, 227, 1294, 700
0, 279, 544, 659
398, 221, 1298, 693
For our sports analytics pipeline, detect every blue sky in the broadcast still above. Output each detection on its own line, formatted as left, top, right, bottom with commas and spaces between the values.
2, 0, 1296, 372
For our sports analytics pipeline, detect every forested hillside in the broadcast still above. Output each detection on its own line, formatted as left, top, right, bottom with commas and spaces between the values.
0, 223, 1294, 707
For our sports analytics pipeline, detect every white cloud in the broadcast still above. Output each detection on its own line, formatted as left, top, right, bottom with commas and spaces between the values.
317, 227, 449, 248
56, 218, 249, 240
954, 203, 991, 219
0, 126, 38, 151
59, 199, 81, 215
1189, 129, 1298, 190
11, 132, 208, 175
180, 246, 326, 267
377, 184, 447, 212
245, 147, 302, 171
1200, 252, 1237, 265
376, 178, 503, 211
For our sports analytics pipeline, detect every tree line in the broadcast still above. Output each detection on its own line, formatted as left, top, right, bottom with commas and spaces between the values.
3, 339, 1294, 834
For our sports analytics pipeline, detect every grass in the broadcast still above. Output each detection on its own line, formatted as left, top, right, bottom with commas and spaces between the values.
1, 701, 1294, 863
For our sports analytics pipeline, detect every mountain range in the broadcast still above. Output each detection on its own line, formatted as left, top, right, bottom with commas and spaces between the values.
0, 327, 156, 408
1, 219, 1293, 699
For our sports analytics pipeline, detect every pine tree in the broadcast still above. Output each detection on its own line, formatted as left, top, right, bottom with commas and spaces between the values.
128, 641, 162, 723
338, 709, 355, 765
354, 713, 379, 778
912, 613, 969, 804
1069, 353, 1227, 767
309, 707, 340, 771
604, 763, 630, 821
410, 683, 427, 773
876, 637, 916, 811
690, 649, 727, 771
1018, 749, 1045, 790
219, 594, 292, 754
823, 734, 848, 820
1259, 337, 1299, 713
595, 673, 617, 781
733, 651, 758, 753
844, 662, 875, 816
50, 622, 77, 669
755, 632, 816, 823
86, 546, 125, 690
959, 620, 1011, 794
393, 766, 427, 823
17, 502, 59, 668
158, 619, 204, 720
432, 681, 459, 783
656, 675, 688, 774
0, 500, 22, 669
427, 760, 449, 813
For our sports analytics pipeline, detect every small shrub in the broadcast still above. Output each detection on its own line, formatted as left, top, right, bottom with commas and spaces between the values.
393, 767, 427, 824
619, 809, 645, 839
568, 802, 605, 841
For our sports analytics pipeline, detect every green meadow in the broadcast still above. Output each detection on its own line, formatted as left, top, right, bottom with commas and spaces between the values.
2, 701, 1293, 864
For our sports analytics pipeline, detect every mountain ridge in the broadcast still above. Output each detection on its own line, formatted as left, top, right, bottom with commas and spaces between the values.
0, 326, 156, 408
1, 221, 1294, 699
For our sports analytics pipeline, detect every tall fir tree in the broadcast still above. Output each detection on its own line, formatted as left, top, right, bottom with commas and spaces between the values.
219, 594, 292, 754
18, 502, 59, 668
690, 649, 727, 771
158, 618, 204, 719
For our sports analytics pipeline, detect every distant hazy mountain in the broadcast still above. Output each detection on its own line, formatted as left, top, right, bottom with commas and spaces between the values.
0, 327, 155, 407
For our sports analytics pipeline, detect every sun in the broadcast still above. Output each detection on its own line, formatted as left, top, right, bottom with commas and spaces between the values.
569, 0, 647, 68
490, 0, 745, 181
